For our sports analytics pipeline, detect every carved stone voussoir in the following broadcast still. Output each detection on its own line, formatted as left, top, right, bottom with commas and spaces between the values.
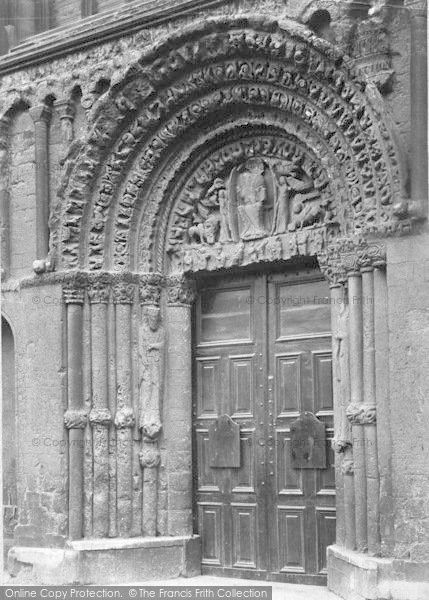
114, 405, 135, 429
89, 408, 112, 426
64, 409, 88, 429
346, 403, 377, 425
166, 276, 196, 306
139, 445, 161, 469
139, 273, 165, 306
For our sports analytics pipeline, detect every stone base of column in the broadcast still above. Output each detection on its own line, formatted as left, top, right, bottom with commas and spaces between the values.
327, 545, 429, 600
7, 536, 201, 585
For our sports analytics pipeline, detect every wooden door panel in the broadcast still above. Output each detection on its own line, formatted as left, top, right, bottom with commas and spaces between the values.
316, 508, 336, 573
277, 507, 306, 573
231, 503, 258, 569
275, 352, 302, 415
195, 268, 335, 582
200, 503, 223, 565
196, 356, 221, 419
232, 429, 256, 493
229, 354, 256, 418
312, 351, 334, 414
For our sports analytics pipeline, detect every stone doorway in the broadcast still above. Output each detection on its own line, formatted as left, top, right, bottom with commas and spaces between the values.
192, 263, 336, 584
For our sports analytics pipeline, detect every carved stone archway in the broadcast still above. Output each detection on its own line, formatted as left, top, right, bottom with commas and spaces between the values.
51, 14, 406, 585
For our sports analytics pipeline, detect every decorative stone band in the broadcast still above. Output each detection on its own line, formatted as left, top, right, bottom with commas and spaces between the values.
341, 459, 354, 475
331, 438, 353, 454
166, 275, 196, 307
112, 282, 135, 304
346, 403, 377, 425
64, 409, 88, 429
139, 273, 165, 306
140, 421, 162, 441
63, 287, 85, 304
139, 444, 161, 469
114, 406, 135, 429
89, 408, 112, 426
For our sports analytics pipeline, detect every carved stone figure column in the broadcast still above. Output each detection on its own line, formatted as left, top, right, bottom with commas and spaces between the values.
0, 116, 10, 280
330, 280, 346, 548
407, 0, 428, 216
113, 282, 135, 536
139, 274, 165, 536
346, 268, 368, 553
374, 259, 394, 555
165, 275, 196, 536
361, 264, 380, 556
63, 285, 87, 540
88, 279, 111, 538
54, 99, 76, 162
29, 105, 52, 265
330, 269, 356, 551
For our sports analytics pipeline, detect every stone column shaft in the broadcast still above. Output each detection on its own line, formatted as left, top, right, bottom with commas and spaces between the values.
348, 271, 367, 552
55, 99, 76, 161
63, 289, 86, 540
362, 267, 380, 556
165, 277, 195, 536
138, 275, 165, 537
29, 105, 52, 260
0, 116, 10, 280
114, 284, 135, 537
374, 264, 394, 555
330, 284, 346, 548
89, 284, 111, 538
409, 5, 428, 215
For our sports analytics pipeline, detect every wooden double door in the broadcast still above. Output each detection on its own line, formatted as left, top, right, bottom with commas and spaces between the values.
193, 266, 336, 584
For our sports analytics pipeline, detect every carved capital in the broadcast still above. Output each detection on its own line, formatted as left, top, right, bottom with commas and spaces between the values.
346, 403, 377, 425
89, 408, 112, 426
54, 99, 76, 122
139, 444, 161, 469
63, 287, 85, 304
29, 105, 52, 125
88, 282, 110, 304
113, 283, 135, 304
139, 273, 164, 306
64, 409, 88, 429
166, 276, 196, 307
114, 406, 135, 429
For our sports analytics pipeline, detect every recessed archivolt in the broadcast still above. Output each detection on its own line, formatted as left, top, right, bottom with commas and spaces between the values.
52, 14, 406, 274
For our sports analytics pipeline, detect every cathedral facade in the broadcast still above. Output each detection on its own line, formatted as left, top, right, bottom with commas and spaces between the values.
0, 1, 428, 598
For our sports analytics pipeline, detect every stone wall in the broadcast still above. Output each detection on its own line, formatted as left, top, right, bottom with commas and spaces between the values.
2, 284, 67, 547
387, 233, 429, 563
